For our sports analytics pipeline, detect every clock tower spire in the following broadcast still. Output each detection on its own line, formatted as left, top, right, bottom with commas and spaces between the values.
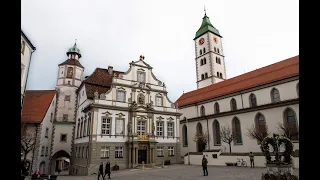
194, 12, 227, 89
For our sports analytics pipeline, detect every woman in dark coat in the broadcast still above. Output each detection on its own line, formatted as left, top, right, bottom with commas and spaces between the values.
104, 161, 111, 179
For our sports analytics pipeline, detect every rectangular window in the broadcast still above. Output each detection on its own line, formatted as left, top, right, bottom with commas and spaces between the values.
75, 147, 78, 158
65, 95, 70, 101
50, 113, 53, 122
45, 147, 48, 156
167, 122, 174, 137
63, 114, 68, 122
137, 72, 145, 82
157, 147, 164, 157
101, 117, 111, 135
82, 147, 85, 158
116, 119, 124, 135
156, 122, 164, 136
137, 121, 146, 135
60, 134, 67, 142
78, 147, 81, 158
45, 128, 49, 138
168, 146, 174, 156
41, 146, 45, 156
117, 91, 126, 102
115, 147, 123, 158
100, 146, 110, 158
155, 96, 163, 106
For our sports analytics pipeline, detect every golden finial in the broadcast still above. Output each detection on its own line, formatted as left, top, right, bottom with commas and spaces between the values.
139, 55, 145, 60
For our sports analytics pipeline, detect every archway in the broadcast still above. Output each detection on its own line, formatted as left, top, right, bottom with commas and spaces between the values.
39, 162, 45, 174
50, 150, 71, 175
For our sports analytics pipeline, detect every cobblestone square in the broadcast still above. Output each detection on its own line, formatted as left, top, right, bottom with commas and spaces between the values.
50, 165, 299, 180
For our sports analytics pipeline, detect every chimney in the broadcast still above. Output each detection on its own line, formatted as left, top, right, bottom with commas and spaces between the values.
108, 66, 113, 75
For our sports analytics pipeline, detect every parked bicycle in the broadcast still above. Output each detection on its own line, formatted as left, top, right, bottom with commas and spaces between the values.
236, 158, 247, 167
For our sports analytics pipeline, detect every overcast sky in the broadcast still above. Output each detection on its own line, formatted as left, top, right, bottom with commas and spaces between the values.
22, 0, 299, 102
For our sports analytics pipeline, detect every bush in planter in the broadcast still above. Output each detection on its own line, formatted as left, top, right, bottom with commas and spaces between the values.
262, 173, 298, 180
112, 162, 119, 171
164, 160, 171, 165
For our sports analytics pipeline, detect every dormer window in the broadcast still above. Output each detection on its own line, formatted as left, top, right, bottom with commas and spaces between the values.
155, 95, 163, 106
137, 71, 146, 82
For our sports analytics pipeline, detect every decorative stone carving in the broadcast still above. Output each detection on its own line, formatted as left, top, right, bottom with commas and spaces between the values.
146, 84, 151, 89
163, 83, 166, 87
99, 93, 106, 99
152, 122, 155, 135
150, 100, 153, 105
128, 119, 132, 134
171, 103, 176, 108
158, 81, 162, 86
94, 91, 99, 99
128, 97, 132, 103
138, 82, 145, 89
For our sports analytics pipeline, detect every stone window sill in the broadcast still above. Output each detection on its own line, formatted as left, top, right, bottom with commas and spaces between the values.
157, 155, 164, 157
115, 157, 123, 158
101, 157, 109, 159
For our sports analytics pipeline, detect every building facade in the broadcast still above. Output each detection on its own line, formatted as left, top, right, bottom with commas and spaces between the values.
72, 56, 181, 175
21, 30, 36, 109
176, 13, 299, 168
21, 90, 56, 175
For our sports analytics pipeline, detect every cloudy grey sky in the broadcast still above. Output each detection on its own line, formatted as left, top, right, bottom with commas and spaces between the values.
22, 0, 299, 102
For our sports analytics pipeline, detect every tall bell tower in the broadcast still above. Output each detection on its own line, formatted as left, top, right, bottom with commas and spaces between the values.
194, 12, 227, 89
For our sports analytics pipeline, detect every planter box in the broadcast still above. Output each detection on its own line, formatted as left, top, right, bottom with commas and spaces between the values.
266, 164, 293, 175
112, 165, 119, 171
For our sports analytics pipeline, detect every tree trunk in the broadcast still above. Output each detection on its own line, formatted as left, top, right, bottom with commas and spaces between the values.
228, 143, 232, 153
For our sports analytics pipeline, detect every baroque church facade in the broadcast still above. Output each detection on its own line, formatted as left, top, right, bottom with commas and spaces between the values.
72, 55, 181, 175
176, 13, 299, 168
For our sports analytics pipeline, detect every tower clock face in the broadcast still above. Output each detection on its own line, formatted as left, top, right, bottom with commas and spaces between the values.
199, 38, 205, 45
213, 37, 218, 44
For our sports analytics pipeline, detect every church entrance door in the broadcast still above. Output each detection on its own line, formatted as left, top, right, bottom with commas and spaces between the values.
138, 150, 147, 164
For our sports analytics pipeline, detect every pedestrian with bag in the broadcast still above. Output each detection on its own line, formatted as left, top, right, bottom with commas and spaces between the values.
98, 162, 104, 180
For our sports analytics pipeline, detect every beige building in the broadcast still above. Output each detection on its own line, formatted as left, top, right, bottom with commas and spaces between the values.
21, 30, 36, 109
72, 56, 181, 175
176, 13, 299, 168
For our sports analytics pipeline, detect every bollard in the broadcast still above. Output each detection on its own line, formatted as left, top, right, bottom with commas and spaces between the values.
142, 161, 145, 170
161, 160, 164, 168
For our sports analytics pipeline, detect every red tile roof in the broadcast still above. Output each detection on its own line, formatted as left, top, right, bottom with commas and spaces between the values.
176, 55, 299, 107
79, 68, 124, 99
59, 59, 84, 68
21, 90, 56, 123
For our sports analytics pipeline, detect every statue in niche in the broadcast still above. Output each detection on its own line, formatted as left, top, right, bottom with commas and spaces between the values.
67, 67, 74, 78
152, 122, 155, 135
128, 119, 132, 134
94, 91, 99, 99
100, 93, 106, 99
138, 94, 145, 105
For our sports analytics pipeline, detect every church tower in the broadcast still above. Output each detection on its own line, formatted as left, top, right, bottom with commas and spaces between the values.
194, 12, 226, 89
49, 42, 84, 174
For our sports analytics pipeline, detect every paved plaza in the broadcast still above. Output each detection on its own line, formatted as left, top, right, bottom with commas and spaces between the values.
45, 164, 299, 180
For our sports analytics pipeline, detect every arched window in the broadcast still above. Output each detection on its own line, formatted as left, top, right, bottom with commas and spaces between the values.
83, 119, 87, 137
200, 49, 202, 55
270, 88, 281, 103
21, 41, 26, 54
230, 98, 237, 111
232, 117, 243, 144
200, 59, 203, 66
255, 113, 267, 141
87, 113, 91, 135
213, 120, 221, 145
197, 122, 203, 135
218, 58, 221, 64
201, 74, 204, 80
216, 72, 219, 77
217, 48, 220, 54
249, 93, 257, 107
204, 58, 206, 64
219, 73, 223, 78
200, 106, 205, 116
283, 108, 299, 141
214, 102, 220, 114
216, 57, 218, 63
138, 94, 145, 104
77, 119, 80, 138
196, 122, 204, 152
205, 73, 208, 78
182, 125, 188, 146
80, 119, 83, 138
214, 47, 216, 52
296, 82, 299, 97
203, 48, 206, 53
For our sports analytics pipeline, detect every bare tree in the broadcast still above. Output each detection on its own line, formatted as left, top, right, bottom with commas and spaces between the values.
21, 124, 36, 161
246, 124, 270, 142
193, 131, 210, 152
220, 125, 235, 153
277, 122, 299, 140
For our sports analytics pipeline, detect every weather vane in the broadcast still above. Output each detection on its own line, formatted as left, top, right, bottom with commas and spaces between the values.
204, 5, 206, 15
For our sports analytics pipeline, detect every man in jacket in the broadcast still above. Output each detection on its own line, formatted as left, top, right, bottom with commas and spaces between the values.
202, 155, 208, 176
104, 161, 111, 179
98, 162, 104, 180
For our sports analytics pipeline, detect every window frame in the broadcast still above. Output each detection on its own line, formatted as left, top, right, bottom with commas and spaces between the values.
156, 121, 164, 137
167, 122, 174, 138
168, 146, 175, 156
100, 146, 110, 159
101, 117, 112, 135
157, 146, 164, 157
115, 146, 123, 158
115, 118, 125, 136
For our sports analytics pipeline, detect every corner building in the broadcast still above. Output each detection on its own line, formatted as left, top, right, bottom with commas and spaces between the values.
72, 56, 181, 175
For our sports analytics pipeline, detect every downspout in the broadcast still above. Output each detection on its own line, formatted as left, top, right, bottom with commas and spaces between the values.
240, 92, 244, 109
21, 48, 36, 112
30, 124, 39, 175
206, 118, 210, 150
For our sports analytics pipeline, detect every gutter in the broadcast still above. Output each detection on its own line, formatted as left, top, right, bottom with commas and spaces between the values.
21, 48, 36, 111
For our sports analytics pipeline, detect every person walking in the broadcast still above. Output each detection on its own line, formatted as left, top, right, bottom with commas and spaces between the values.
249, 152, 255, 168
201, 155, 208, 176
98, 162, 104, 180
104, 161, 111, 179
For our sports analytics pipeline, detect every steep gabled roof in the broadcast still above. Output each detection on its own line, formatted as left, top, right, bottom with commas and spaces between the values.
21, 90, 56, 123
176, 55, 299, 107
58, 59, 84, 68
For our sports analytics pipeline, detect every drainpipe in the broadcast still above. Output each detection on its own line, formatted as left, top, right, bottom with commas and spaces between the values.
21, 48, 36, 112
240, 92, 244, 109
186, 118, 190, 165
30, 124, 39, 175
206, 118, 210, 151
